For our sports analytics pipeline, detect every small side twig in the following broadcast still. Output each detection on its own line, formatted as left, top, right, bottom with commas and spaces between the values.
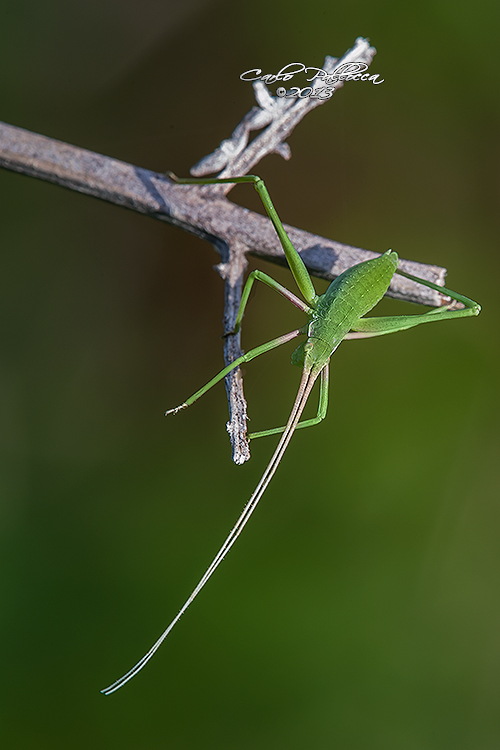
191, 37, 378, 198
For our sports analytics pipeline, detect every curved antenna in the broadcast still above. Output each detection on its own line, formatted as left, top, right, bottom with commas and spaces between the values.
101, 366, 320, 695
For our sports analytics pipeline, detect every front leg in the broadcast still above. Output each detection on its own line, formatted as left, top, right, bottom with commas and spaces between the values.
165, 329, 305, 415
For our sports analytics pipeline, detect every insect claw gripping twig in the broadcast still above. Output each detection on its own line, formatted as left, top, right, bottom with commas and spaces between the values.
164, 403, 188, 417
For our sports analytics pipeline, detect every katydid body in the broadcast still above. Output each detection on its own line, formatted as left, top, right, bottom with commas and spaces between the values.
101, 175, 480, 695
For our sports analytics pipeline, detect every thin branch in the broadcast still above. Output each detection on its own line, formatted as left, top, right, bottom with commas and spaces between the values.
0, 41, 448, 463
0, 119, 444, 307
192, 37, 379, 197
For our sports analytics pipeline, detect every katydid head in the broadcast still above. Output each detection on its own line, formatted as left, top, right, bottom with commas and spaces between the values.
291, 340, 330, 374
302, 339, 332, 374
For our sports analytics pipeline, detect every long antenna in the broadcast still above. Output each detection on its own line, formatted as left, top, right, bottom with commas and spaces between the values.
101, 366, 320, 695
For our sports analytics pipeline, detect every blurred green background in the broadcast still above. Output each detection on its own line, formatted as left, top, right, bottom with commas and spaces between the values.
0, 0, 499, 747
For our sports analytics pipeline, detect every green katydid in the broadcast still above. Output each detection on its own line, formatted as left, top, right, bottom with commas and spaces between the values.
101, 174, 480, 695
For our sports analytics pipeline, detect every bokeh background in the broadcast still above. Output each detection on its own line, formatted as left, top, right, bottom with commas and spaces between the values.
1, 1, 499, 747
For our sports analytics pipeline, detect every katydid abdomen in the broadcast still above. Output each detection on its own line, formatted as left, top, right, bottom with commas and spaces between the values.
306, 250, 399, 371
